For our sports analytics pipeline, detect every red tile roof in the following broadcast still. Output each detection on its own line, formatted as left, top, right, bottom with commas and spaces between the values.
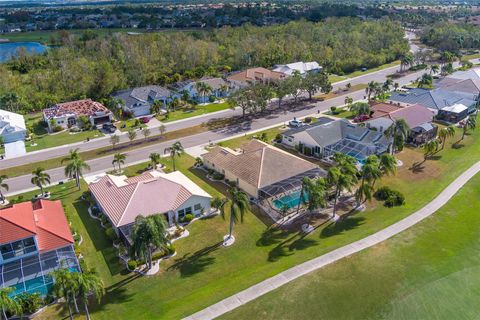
44, 99, 111, 119
0, 200, 74, 252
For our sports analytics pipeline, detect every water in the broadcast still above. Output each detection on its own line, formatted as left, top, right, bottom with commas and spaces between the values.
346, 152, 366, 165
273, 190, 309, 210
0, 42, 47, 62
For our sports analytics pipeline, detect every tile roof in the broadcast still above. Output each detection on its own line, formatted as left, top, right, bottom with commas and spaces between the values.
88, 171, 211, 227
0, 200, 74, 252
389, 88, 477, 111
273, 61, 321, 76
171, 77, 231, 92
202, 140, 319, 189
282, 117, 334, 136
113, 85, 172, 109
369, 103, 434, 129
44, 99, 111, 119
227, 67, 285, 84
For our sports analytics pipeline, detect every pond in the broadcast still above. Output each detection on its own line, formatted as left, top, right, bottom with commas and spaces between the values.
0, 42, 47, 62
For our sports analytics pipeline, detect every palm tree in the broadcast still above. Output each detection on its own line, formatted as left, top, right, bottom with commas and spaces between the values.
429, 64, 439, 75
386, 119, 410, 154
142, 127, 151, 141
131, 214, 168, 270
31, 167, 50, 196
63, 151, 91, 189
159, 124, 167, 137
378, 154, 397, 184
400, 53, 414, 72
393, 82, 399, 91
350, 102, 371, 118
150, 100, 164, 115
164, 141, 183, 171
195, 82, 213, 104
356, 155, 381, 206
461, 116, 477, 140
305, 177, 328, 213
127, 129, 137, 144
52, 268, 76, 320
0, 175, 8, 204
0, 287, 21, 320
220, 188, 250, 241
423, 139, 440, 161
438, 125, 456, 150
112, 153, 126, 172
366, 81, 380, 101
149, 152, 161, 170
327, 167, 357, 218
72, 270, 104, 320
344, 96, 353, 109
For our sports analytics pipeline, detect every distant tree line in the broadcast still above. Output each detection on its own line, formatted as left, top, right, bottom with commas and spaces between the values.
0, 18, 408, 114
419, 22, 480, 53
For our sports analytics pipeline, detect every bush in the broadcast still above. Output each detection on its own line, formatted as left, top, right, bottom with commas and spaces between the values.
17, 292, 43, 314
304, 117, 312, 123
127, 259, 138, 270
184, 214, 194, 223
275, 133, 283, 142
374, 186, 394, 201
53, 125, 63, 132
330, 106, 337, 114
105, 227, 117, 241
152, 251, 164, 261
100, 215, 108, 224
375, 186, 405, 207
165, 243, 175, 255
209, 95, 216, 103
212, 172, 225, 180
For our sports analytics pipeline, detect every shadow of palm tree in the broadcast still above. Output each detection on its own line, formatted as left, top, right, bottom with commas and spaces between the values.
320, 217, 366, 239
167, 241, 222, 277
409, 161, 425, 173
452, 142, 465, 149
256, 227, 292, 247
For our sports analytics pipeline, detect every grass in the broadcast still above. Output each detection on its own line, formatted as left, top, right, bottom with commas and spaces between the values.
326, 107, 354, 119
328, 61, 400, 83
462, 53, 480, 60
221, 173, 480, 320
118, 118, 147, 132
157, 102, 231, 123
29, 124, 480, 320
315, 83, 367, 100
23, 112, 104, 152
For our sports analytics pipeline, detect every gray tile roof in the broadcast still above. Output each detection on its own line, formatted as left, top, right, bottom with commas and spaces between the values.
282, 117, 334, 136
389, 88, 477, 111
113, 85, 172, 108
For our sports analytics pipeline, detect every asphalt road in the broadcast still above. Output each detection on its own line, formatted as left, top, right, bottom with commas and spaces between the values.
4, 68, 426, 195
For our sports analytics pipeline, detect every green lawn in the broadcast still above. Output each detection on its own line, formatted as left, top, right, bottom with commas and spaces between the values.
326, 107, 354, 119
157, 102, 231, 123
221, 174, 480, 320
118, 118, 147, 132
328, 60, 400, 83
27, 125, 480, 319
22, 112, 104, 152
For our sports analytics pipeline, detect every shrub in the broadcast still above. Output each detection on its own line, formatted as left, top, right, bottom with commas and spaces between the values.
275, 133, 283, 142
105, 227, 117, 241
100, 215, 108, 224
304, 117, 312, 123
374, 186, 394, 201
165, 243, 175, 255
375, 186, 405, 207
17, 292, 43, 314
53, 125, 63, 132
127, 259, 138, 270
212, 172, 225, 180
209, 95, 216, 103
184, 214, 194, 223
152, 252, 164, 261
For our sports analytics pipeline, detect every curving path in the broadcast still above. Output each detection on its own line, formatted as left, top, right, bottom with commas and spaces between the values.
184, 161, 480, 320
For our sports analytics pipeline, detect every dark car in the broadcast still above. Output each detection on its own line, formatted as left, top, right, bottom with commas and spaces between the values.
102, 123, 116, 133
140, 117, 150, 124
353, 115, 370, 123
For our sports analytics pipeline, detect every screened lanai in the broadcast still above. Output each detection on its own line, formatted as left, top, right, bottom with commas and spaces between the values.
0, 246, 79, 297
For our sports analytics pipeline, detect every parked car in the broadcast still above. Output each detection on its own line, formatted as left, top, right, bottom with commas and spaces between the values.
140, 117, 150, 124
288, 119, 303, 128
102, 123, 116, 133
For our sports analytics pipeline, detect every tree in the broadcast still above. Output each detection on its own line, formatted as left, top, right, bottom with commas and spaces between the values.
272, 80, 290, 108
195, 81, 213, 104
417, 73, 433, 88
393, 82, 399, 91
385, 119, 410, 154
301, 72, 331, 100
0, 175, 8, 204
461, 115, 476, 140
285, 71, 303, 103
159, 124, 167, 137
127, 129, 137, 144
423, 139, 440, 161
227, 87, 253, 118
149, 152, 161, 169
131, 214, 168, 270
164, 141, 183, 171
0, 287, 21, 320
151, 100, 164, 115
110, 134, 120, 149
366, 81, 381, 101
350, 102, 370, 117
72, 270, 104, 320
52, 268, 76, 320
31, 167, 50, 196
304, 177, 328, 213
220, 188, 250, 241
429, 64, 439, 75
112, 153, 126, 172
344, 96, 353, 109
438, 125, 456, 150
378, 153, 397, 185
400, 52, 414, 72
62, 149, 90, 189
328, 153, 358, 218
250, 83, 273, 113
356, 155, 381, 206
142, 127, 151, 141
211, 196, 227, 211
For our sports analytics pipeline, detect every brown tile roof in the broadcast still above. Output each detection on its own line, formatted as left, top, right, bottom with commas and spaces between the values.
370, 102, 403, 119
369, 102, 434, 129
227, 67, 285, 84
203, 140, 318, 189
44, 99, 111, 119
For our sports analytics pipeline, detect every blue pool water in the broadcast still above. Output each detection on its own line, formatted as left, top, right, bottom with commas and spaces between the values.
273, 190, 309, 210
346, 152, 366, 165
0, 42, 47, 62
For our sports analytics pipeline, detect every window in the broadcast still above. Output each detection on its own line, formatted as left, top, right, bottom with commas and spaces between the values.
177, 209, 185, 218
314, 146, 321, 154
185, 207, 192, 215
194, 204, 202, 211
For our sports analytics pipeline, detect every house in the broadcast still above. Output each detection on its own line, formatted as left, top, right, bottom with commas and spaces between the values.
171, 77, 233, 103
0, 200, 79, 297
202, 139, 324, 199
43, 99, 112, 131
281, 119, 389, 160
366, 103, 437, 145
88, 170, 212, 245
388, 88, 477, 120
113, 85, 174, 117
227, 67, 286, 87
0, 109, 27, 158
437, 103, 469, 124
272, 61, 322, 76
435, 67, 480, 96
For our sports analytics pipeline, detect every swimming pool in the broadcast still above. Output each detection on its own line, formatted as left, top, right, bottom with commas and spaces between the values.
273, 190, 309, 210
346, 152, 366, 165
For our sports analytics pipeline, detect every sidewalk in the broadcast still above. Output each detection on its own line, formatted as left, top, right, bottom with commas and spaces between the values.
184, 161, 480, 320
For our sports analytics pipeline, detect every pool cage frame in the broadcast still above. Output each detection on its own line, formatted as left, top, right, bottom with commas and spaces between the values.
258, 168, 326, 220
322, 139, 380, 160
0, 245, 80, 297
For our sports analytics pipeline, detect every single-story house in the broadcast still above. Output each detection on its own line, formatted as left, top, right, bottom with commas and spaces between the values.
272, 61, 322, 76
366, 103, 437, 145
171, 77, 234, 103
388, 88, 477, 119
113, 85, 174, 117
202, 139, 324, 199
437, 103, 469, 124
88, 170, 212, 245
0, 109, 27, 158
43, 99, 112, 131
435, 67, 480, 96
281, 119, 389, 160
0, 200, 79, 297
227, 67, 286, 88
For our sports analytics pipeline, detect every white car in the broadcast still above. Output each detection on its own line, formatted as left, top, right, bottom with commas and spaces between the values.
288, 120, 303, 128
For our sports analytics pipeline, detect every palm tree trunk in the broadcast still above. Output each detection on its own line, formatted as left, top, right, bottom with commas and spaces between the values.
332, 185, 339, 218
172, 155, 176, 171
442, 138, 446, 150
295, 185, 305, 216
40, 184, 44, 196
462, 128, 466, 140
84, 301, 91, 320
2, 307, 8, 320
229, 213, 235, 239
148, 248, 153, 269
72, 293, 79, 314
67, 299, 73, 320
0, 190, 4, 203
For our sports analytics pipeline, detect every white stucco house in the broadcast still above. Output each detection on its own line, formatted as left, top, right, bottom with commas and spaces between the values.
171, 77, 234, 103
113, 85, 174, 117
0, 109, 27, 158
273, 61, 322, 76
